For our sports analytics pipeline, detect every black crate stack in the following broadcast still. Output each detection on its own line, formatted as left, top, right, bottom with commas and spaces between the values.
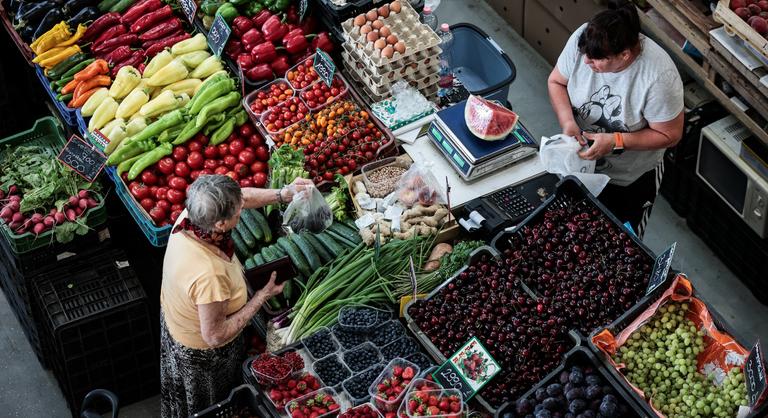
30, 249, 158, 415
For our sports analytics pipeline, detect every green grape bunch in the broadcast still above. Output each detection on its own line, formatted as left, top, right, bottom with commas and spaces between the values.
612, 302, 749, 418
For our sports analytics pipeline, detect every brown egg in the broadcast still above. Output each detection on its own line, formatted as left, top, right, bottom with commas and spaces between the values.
360, 24, 372, 35
353, 14, 366, 26
366, 9, 378, 21
386, 34, 398, 45
381, 45, 394, 58
366, 30, 379, 42
371, 20, 384, 30
394, 41, 406, 54
390, 0, 402, 13
378, 5, 390, 18
374, 38, 387, 49
379, 26, 391, 37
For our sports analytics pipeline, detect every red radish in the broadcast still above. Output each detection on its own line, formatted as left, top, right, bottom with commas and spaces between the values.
8, 221, 21, 230
0, 207, 13, 220
8, 185, 18, 194
68, 195, 79, 206
79, 199, 89, 210
8, 200, 20, 212
12, 212, 24, 223
30, 213, 44, 223
78, 190, 90, 199
66, 208, 77, 221
49, 207, 58, 215
8, 195, 21, 202
86, 198, 99, 208
54, 212, 66, 224
43, 216, 55, 227
75, 207, 83, 216
0, 190, 4, 199
33, 223, 46, 235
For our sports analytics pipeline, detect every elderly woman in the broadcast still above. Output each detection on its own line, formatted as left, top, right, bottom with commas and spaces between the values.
160, 174, 312, 417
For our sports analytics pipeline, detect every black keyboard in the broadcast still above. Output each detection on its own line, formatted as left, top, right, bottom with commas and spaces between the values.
487, 187, 536, 219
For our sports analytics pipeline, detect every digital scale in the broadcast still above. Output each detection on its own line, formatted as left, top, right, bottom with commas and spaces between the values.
427, 99, 538, 181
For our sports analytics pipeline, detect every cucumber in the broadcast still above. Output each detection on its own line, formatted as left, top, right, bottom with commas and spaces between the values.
251, 209, 272, 243
317, 232, 344, 257
244, 257, 255, 269
232, 229, 249, 259
282, 279, 294, 301
261, 246, 278, 262
236, 222, 256, 249
268, 297, 282, 310
277, 236, 311, 277
271, 244, 286, 257
304, 233, 332, 263
329, 222, 361, 244
325, 228, 357, 248
241, 209, 264, 241
290, 233, 321, 271
253, 253, 265, 266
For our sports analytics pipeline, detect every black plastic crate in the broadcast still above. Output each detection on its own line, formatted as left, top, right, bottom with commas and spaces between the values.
193, 385, 270, 418
241, 342, 305, 418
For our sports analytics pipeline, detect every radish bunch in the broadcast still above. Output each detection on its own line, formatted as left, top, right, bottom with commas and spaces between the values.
0, 186, 99, 236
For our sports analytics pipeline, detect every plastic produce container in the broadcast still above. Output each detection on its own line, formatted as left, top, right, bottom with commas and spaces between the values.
448, 23, 516, 104
301, 75, 351, 112
35, 67, 79, 128
250, 353, 294, 386
342, 363, 385, 406
313, 353, 353, 389
368, 319, 407, 347
333, 323, 370, 350
192, 384, 270, 418
284, 387, 344, 418
369, 358, 421, 413
404, 388, 463, 418
243, 78, 296, 121
302, 326, 341, 361
360, 157, 411, 199
342, 342, 383, 373
338, 304, 392, 332
339, 402, 383, 418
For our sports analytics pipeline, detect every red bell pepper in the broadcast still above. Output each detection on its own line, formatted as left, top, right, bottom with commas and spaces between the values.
286, 4, 299, 24
232, 16, 254, 38
138, 17, 182, 41
262, 15, 288, 43
270, 55, 290, 76
283, 34, 308, 55
246, 63, 273, 82
104, 45, 133, 66
82, 12, 121, 42
312, 32, 334, 53
237, 53, 255, 70
93, 24, 127, 47
241, 28, 263, 51
92, 33, 139, 55
112, 50, 146, 76
224, 39, 243, 60
252, 10, 271, 28
300, 15, 318, 34
283, 28, 304, 43
130, 4, 173, 34
251, 41, 277, 64
121, 0, 162, 25
144, 32, 191, 57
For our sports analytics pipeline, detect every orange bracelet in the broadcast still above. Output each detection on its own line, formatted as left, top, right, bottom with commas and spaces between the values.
613, 132, 624, 150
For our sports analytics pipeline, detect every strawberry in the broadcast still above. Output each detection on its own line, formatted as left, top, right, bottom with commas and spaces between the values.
449, 402, 461, 413
390, 376, 400, 387
291, 411, 304, 418
408, 400, 418, 411
297, 381, 307, 392
402, 367, 414, 380
309, 413, 319, 418
329, 403, 340, 410
288, 379, 298, 388
270, 389, 282, 401
417, 404, 425, 414
438, 400, 449, 411
426, 406, 440, 416
384, 413, 396, 418
428, 396, 438, 407
393, 385, 403, 394
393, 365, 404, 377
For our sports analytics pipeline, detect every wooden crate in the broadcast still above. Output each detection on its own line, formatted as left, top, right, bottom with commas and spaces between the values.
714, 0, 768, 62
647, 0, 719, 54
709, 35, 768, 99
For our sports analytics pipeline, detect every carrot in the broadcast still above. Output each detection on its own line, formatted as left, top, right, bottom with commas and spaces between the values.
69, 88, 100, 108
73, 75, 111, 99
73, 59, 109, 81
61, 78, 82, 95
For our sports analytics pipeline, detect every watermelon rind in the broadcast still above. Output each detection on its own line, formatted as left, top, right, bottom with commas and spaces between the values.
464, 95, 518, 141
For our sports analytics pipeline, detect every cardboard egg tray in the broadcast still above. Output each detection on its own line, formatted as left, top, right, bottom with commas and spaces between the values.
343, 53, 439, 96
341, 0, 441, 71
344, 67, 439, 104
341, 47, 440, 83
341, 41, 441, 75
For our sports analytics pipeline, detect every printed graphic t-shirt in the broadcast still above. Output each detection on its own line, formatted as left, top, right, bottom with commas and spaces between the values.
557, 23, 684, 186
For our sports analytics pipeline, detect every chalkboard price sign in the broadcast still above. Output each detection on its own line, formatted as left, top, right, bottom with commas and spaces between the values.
299, 0, 308, 22
313, 49, 335, 87
207, 14, 231, 58
746, 341, 768, 409
57, 135, 107, 183
646, 242, 676, 296
180, 0, 198, 24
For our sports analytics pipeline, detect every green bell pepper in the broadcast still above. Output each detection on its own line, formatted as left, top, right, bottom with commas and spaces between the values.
200, 0, 224, 15
215, 3, 238, 24
244, 2, 263, 15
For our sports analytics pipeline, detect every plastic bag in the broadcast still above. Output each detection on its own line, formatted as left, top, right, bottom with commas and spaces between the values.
395, 161, 446, 207
283, 185, 333, 233
539, 134, 610, 196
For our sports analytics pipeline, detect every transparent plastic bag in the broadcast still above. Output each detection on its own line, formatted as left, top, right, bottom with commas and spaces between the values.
395, 161, 446, 207
539, 134, 610, 196
283, 185, 333, 233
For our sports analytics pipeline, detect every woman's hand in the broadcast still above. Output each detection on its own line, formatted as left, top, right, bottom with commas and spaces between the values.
563, 121, 583, 144
280, 178, 315, 203
578, 132, 616, 160
257, 271, 285, 300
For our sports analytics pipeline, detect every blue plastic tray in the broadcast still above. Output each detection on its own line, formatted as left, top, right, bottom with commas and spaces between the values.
75, 109, 88, 137
35, 66, 79, 128
105, 167, 171, 247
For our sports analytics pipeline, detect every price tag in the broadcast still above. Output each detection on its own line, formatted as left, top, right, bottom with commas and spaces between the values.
434, 337, 500, 400
409, 256, 417, 300
313, 48, 335, 87
179, 0, 198, 24
299, 0, 308, 22
646, 242, 676, 296
747, 341, 768, 409
88, 129, 109, 153
207, 14, 231, 58
57, 135, 107, 183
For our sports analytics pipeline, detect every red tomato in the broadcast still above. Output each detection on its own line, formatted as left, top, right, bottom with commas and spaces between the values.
234, 163, 249, 177
214, 166, 229, 175
197, 134, 209, 146
187, 151, 204, 169
248, 134, 263, 147
223, 155, 238, 169
168, 177, 188, 191
229, 138, 245, 155
217, 143, 229, 156
239, 178, 254, 187
200, 169, 214, 175
141, 171, 158, 186
128, 180, 139, 190
225, 171, 239, 181
175, 161, 191, 178
155, 186, 169, 201
170, 210, 182, 223
158, 157, 175, 175
171, 204, 184, 212
204, 159, 219, 170
140, 198, 155, 211
250, 161, 267, 173
255, 145, 269, 162
253, 172, 268, 187
149, 207, 166, 224
172, 146, 188, 162
203, 146, 219, 159
156, 199, 171, 212
187, 139, 203, 152
239, 124, 254, 137
149, 186, 159, 196
238, 149, 257, 165
130, 184, 151, 200
167, 189, 186, 204
190, 170, 201, 181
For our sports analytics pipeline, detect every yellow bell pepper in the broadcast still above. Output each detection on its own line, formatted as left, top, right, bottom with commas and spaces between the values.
143, 50, 174, 79
126, 117, 147, 136
176, 50, 211, 69
109, 66, 142, 99
147, 59, 189, 87
37, 45, 81, 69
171, 33, 207, 56
189, 55, 223, 79
89, 97, 119, 132
31, 22, 70, 55
55, 24, 87, 48
104, 122, 128, 155
80, 88, 110, 118
116, 86, 150, 119
139, 90, 186, 118
161, 79, 202, 97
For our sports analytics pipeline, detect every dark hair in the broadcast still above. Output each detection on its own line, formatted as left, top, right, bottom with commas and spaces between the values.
577, 0, 640, 59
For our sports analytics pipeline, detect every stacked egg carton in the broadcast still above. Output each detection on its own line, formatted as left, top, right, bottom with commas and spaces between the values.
340, 1, 441, 103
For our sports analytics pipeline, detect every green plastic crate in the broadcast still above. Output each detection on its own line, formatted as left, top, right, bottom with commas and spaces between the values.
0, 117, 107, 254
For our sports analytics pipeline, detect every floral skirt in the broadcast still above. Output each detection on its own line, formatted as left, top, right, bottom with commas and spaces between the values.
160, 311, 244, 418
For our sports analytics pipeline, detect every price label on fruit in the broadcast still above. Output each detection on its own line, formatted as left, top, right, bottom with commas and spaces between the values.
57, 135, 107, 183
179, 0, 198, 24
646, 242, 676, 296
746, 341, 768, 409
313, 49, 335, 87
208, 14, 231, 58
88, 129, 109, 153
434, 337, 500, 400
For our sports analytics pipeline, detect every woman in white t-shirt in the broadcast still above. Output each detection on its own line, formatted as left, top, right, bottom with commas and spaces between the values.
547, 0, 684, 237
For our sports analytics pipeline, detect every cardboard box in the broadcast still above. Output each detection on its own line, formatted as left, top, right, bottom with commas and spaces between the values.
537, 0, 605, 31
486, 0, 524, 35
524, 0, 571, 66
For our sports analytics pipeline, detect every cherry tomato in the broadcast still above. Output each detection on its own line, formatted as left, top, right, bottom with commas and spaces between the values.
253, 172, 268, 187
170, 210, 182, 223
250, 161, 267, 174
168, 177, 188, 191
149, 206, 166, 224
255, 145, 269, 162
155, 186, 169, 201
203, 146, 219, 159
172, 146, 188, 162
204, 159, 220, 170
238, 149, 257, 165
225, 171, 239, 181
167, 189, 186, 204
187, 151, 204, 169
229, 138, 246, 156
234, 163, 249, 177
190, 170, 201, 181
239, 178, 254, 187
196, 134, 209, 146
200, 169, 214, 175
158, 157, 175, 175
223, 155, 238, 169
171, 204, 184, 212
175, 161, 191, 178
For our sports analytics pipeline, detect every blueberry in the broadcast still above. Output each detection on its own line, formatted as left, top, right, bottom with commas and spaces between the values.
342, 365, 383, 400
560, 371, 570, 384
380, 336, 419, 360
547, 383, 563, 396
565, 388, 584, 402
535, 388, 547, 402
568, 399, 586, 414
585, 385, 602, 400
601, 394, 616, 405
578, 411, 595, 418
313, 355, 350, 386
534, 410, 551, 418
584, 374, 601, 387
369, 321, 405, 346
304, 328, 338, 358
602, 386, 613, 395
342, 344, 380, 372
516, 399, 533, 415
564, 383, 574, 394
340, 307, 380, 328
599, 400, 617, 418
542, 397, 560, 410
405, 352, 433, 370
332, 324, 368, 349
568, 369, 584, 385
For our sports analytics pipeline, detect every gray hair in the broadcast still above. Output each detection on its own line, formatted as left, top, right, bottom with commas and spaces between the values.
186, 175, 242, 232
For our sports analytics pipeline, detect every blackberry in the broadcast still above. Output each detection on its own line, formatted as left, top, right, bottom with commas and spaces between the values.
369, 320, 406, 347
303, 328, 339, 359
332, 324, 368, 349
313, 355, 351, 387
342, 343, 381, 372
380, 336, 419, 360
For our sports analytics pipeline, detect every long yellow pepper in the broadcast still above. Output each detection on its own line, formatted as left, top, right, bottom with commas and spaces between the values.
55, 24, 87, 48
30, 22, 70, 54
37, 45, 81, 69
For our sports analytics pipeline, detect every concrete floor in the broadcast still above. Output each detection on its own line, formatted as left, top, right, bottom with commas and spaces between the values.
2, 1, 767, 417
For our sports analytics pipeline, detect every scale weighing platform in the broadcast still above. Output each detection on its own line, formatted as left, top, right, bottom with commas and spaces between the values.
427, 99, 538, 181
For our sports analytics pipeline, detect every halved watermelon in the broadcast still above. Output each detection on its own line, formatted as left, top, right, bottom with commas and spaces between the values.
464, 95, 518, 141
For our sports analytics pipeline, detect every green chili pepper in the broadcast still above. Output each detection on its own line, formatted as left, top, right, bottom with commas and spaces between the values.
211, 118, 236, 145
244, 2, 263, 15
202, 114, 228, 136
274, 0, 290, 11
60, 58, 95, 80
128, 143, 173, 180
109, 0, 134, 12
47, 52, 87, 80
233, 109, 247, 126
215, 3, 238, 24
110, 139, 156, 166
229, 0, 249, 6
58, 93, 73, 103
54, 75, 75, 91
158, 124, 185, 143
195, 91, 241, 129
120, 109, 186, 149
116, 153, 145, 176
185, 74, 233, 115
